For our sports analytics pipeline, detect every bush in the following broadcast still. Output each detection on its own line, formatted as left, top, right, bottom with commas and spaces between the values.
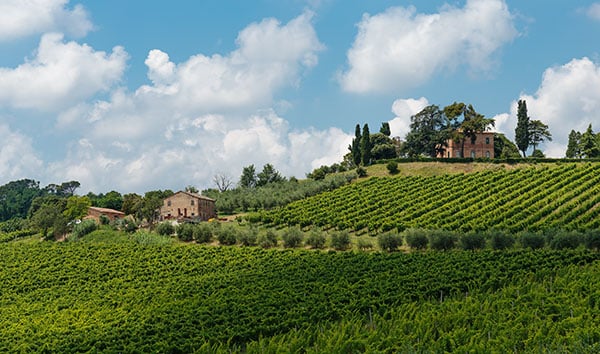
405, 229, 429, 250
120, 217, 138, 233
156, 222, 175, 236
460, 232, 486, 250
429, 230, 457, 251
520, 231, 545, 249
378, 233, 402, 252
330, 230, 351, 250
132, 230, 172, 246
237, 227, 258, 246
71, 219, 97, 239
282, 227, 304, 248
306, 229, 326, 249
258, 229, 278, 248
217, 226, 238, 246
193, 223, 213, 243
549, 230, 582, 250
584, 229, 600, 251
356, 238, 374, 251
356, 166, 367, 177
176, 223, 194, 241
489, 230, 515, 250
386, 161, 399, 175
99, 214, 110, 225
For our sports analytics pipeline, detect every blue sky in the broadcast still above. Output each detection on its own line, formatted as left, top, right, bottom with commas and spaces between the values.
1, 0, 600, 194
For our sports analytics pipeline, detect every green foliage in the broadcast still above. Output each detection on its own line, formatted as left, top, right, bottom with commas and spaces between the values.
356, 238, 373, 251
71, 219, 97, 239
239, 164, 257, 188
488, 230, 515, 250
405, 229, 429, 250
120, 217, 138, 233
520, 231, 545, 249
378, 233, 402, 252
330, 230, 351, 250
459, 232, 486, 250
256, 164, 284, 187
549, 230, 582, 250
429, 230, 457, 251
282, 227, 303, 248
584, 229, 600, 250
380, 122, 391, 136
216, 225, 238, 245
193, 223, 213, 243
257, 163, 600, 234
580, 124, 600, 158
176, 223, 194, 241
494, 133, 521, 158
0, 179, 42, 222
156, 222, 176, 236
356, 166, 367, 177
360, 124, 372, 165
0, 218, 26, 233
386, 161, 399, 175
0, 243, 599, 352
258, 229, 278, 248
306, 229, 326, 249
530, 149, 545, 158
99, 214, 110, 225
237, 227, 258, 246
350, 123, 362, 166
515, 99, 530, 157
566, 130, 582, 158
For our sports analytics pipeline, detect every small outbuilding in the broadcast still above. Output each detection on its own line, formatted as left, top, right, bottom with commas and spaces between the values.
86, 206, 125, 222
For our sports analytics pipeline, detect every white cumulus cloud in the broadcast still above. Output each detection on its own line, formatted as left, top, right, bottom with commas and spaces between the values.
586, 3, 600, 21
496, 57, 600, 157
0, 124, 43, 184
388, 97, 430, 138
0, 33, 127, 112
0, 0, 92, 42
340, 0, 517, 93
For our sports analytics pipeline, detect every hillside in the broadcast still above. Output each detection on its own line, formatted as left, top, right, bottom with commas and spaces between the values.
252, 162, 600, 233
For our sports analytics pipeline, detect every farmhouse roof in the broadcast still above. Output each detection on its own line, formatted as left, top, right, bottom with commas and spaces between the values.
88, 206, 125, 215
171, 191, 215, 202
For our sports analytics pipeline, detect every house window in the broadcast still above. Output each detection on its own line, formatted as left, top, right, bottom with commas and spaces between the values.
485, 137, 490, 144
471, 150, 476, 158
485, 151, 491, 158
456, 151, 462, 158
191, 199, 195, 206
167, 200, 171, 206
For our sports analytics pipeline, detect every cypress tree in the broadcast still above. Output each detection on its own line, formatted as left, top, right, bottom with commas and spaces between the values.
361, 124, 372, 165
515, 99, 530, 157
350, 124, 362, 166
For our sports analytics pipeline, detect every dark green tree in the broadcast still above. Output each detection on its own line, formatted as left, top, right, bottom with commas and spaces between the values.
459, 104, 495, 157
239, 164, 257, 188
57, 181, 81, 197
122, 193, 143, 215
31, 202, 63, 239
403, 105, 449, 157
349, 124, 362, 166
580, 124, 600, 158
257, 164, 284, 187
63, 195, 92, 221
360, 123, 372, 165
528, 119, 552, 152
380, 122, 391, 136
0, 179, 42, 222
565, 130, 582, 158
515, 99, 530, 157
493, 133, 521, 158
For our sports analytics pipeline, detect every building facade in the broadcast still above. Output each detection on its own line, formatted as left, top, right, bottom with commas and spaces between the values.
160, 191, 217, 221
438, 132, 495, 159
86, 206, 125, 222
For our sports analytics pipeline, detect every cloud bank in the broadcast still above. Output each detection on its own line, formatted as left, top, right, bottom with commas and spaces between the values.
340, 0, 517, 93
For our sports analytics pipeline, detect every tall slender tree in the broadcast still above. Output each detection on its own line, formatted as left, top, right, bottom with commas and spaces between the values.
580, 124, 600, 158
515, 99, 530, 157
565, 130, 582, 158
360, 123, 372, 165
380, 122, 391, 136
349, 124, 362, 166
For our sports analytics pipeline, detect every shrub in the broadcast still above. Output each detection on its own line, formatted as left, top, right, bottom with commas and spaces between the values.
429, 230, 457, 251
520, 231, 545, 249
237, 227, 258, 246
356, 238, 374, 251
258, 229, 278, 248
549, 230, 582, 250
282, 227, 304, 248
405, 229, 429, 250
356, 166, 367, 178
193, 223, 213, 243
99, 214, 110, 225
378, 233, 402, 252
306, 229, 326, 249
489, 230, 515, 250
584, 229, 600, 251
156, 222, 175, 236
330, 230, 351, 251
176, 223, 194, 241
120, 217, 138, 233
132, 230, 172, 246
386, 161, 399, 175
71, 219, 97, 239
217, 226, 238, 246
460, 232, 486, 250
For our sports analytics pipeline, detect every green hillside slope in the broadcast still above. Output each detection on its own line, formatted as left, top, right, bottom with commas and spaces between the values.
253, 162, 600, 233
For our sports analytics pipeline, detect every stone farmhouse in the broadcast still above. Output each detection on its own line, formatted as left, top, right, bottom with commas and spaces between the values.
438, 131, 495, 159
160, 191, 217, 222
86, 206, 125, 222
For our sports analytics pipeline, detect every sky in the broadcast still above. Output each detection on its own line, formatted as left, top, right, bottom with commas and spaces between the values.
1, 0, 600, 194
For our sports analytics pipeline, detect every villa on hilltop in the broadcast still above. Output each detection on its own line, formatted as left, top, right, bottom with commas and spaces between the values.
437, 131, 495, 159
160, 191, 216, 222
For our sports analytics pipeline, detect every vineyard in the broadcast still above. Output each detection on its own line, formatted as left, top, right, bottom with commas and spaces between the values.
0, 241, 599, 352
251, 162, 600, 232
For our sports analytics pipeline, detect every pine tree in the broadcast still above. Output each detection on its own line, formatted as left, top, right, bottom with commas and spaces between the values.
360, 124, 372, 166
565, 130, 581, 158
380, 122, 391, 136
580, 124, 600, 158
515, 99, 530, 157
